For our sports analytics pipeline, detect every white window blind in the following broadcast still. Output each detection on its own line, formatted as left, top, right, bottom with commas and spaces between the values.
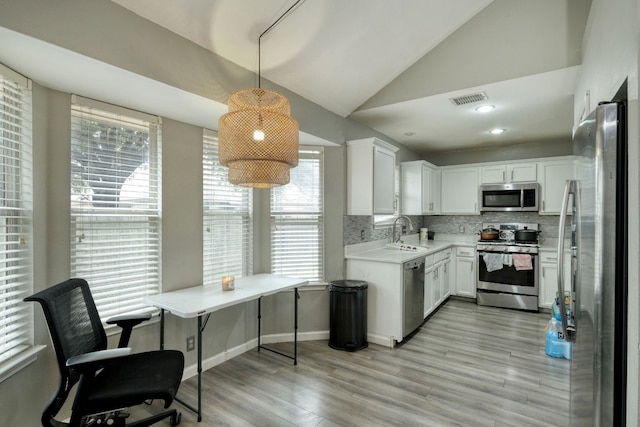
70, 99, 161, 321
203, 130, 253, 285
271, 148, 323, 283
0, 67, 33, 365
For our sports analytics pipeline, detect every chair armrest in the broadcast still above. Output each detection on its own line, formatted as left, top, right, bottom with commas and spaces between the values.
66, 348, 132, 373
106, 313, 152, 328
106, 313, 152, 348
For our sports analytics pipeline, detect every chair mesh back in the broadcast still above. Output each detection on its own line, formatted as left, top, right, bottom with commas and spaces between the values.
26, 279, 107, 377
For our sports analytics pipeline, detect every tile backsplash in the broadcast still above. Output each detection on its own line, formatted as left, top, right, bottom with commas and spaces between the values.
344, 212, 566, 245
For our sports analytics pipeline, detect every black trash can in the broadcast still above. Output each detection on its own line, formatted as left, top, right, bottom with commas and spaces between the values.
329, 279, 368, 351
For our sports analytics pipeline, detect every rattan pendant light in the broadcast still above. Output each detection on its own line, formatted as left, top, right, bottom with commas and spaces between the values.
218, 2, 301, 188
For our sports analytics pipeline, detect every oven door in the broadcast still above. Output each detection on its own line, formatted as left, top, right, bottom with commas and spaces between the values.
477, 251, 538, 296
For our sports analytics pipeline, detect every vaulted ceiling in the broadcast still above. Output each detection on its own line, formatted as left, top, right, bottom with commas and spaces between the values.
109, 0, 592, 154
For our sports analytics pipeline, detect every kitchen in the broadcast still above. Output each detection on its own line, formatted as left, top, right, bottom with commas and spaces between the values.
0, 1, 638, 426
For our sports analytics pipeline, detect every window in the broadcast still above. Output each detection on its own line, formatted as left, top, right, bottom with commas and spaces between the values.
0, 66, 33, 367
70, 97, 161, 321
203, 130, 253, 285
271, 148, 323, 283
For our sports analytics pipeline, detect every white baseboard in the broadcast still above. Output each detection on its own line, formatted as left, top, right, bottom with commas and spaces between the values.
366, 333, 395, 348
182, 330, 329, 380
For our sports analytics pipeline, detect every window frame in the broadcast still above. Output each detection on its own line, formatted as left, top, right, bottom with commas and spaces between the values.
0, 63, 44, 382
69, 96, 162, 324
202, 129, 253, 285
270, 147, 324, 284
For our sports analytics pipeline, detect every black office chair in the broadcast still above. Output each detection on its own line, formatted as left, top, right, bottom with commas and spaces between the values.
25, 278, 184, 427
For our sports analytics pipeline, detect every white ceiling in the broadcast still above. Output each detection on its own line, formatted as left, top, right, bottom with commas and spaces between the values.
107, 0, 591, 154
0, 0, 592, 154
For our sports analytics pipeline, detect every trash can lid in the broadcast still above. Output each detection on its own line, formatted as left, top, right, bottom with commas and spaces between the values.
329, 279, 368, 290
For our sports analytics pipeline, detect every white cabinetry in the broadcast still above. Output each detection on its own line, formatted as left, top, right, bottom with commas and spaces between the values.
423, 248, 453, 318
481, 163, 537, 184
401, 160, 438, 215
455, 246, 476, 298
440, 167, 479, 214
539, 249, 572, 308
347, 138, 399, 215
538, 159, 576, 214
346, 258, 404, 347
424, 258, 435, 318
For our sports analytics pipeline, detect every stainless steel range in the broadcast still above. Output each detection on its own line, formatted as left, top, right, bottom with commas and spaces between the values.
476, 222, 539, 311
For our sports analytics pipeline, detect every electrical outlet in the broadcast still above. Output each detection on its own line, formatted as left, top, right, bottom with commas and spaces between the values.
360, 229, 365, 240
459, 225, 465, 233
186, 335, 195, 352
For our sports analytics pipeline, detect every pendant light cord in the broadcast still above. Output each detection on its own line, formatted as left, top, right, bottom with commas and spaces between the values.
258, 0, 304, 88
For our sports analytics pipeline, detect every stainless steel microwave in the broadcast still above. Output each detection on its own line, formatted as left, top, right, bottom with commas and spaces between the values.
479, 183, 539, 212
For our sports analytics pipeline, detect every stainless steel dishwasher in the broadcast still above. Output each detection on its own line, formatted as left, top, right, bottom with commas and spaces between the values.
402, 257, 425, 337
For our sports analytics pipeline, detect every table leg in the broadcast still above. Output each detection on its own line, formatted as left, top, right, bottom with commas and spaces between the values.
160, 309, 165, 350
294, 287, 299, 365
197, 314, 203, 422
174, 314, 204, 422
257, 296, 262, 352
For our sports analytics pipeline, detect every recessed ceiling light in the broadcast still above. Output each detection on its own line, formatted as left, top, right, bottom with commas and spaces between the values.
490, 128, 506, 135
475, 105, 495, 113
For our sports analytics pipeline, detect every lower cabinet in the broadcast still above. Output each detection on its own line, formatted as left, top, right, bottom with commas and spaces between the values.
539, 249, 571, 308
424, 248, 453, 318
455, 246, 476, 298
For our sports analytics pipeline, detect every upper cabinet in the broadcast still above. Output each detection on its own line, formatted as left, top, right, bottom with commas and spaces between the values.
440, 167, 479, 214
480, 163, 537, 184
401, 160, 439, 215
347, 138, 399, 215
538, 158, 576, 214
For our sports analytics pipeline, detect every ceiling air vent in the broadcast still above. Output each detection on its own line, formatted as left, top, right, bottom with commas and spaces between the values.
449, 92, 488, 106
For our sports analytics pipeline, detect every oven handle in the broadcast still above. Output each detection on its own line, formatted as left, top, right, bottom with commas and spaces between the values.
557, 180, 576, 342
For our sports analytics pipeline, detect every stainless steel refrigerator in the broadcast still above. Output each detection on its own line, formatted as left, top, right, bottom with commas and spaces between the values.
558, 100, 627, 426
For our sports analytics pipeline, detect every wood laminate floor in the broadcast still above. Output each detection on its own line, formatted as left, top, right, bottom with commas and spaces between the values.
134, 299, 570, 426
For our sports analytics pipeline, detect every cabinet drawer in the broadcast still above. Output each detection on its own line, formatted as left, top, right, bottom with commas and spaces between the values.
540, 252, 559, 263
442, 248, 453, 259
434, 250, 444, 263
540, 250, 570, 264
456, 247, 475, 257
424, 254, 435, 268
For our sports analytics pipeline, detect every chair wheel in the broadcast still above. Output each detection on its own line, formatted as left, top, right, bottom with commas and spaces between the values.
170, 411, 181, 426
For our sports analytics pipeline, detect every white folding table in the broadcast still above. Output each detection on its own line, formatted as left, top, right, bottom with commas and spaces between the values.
144, 274, 308, 422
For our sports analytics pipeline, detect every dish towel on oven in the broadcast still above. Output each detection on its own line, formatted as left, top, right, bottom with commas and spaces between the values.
512, 253, 533, 271
483, 253, 504, 272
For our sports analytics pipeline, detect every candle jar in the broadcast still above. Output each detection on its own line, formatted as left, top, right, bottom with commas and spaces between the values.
221, 275, 235, 291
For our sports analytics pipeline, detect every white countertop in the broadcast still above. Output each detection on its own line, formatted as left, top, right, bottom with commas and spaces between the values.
345, 234, 475, 264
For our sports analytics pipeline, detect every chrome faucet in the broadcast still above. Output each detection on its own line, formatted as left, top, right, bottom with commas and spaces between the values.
392, 215, 413, 243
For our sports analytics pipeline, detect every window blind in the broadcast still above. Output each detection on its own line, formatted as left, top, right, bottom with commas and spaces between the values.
0, 68, 33, 364
203, 130, 253, 285
271, 148, 323, 283
70, 100, 161, 321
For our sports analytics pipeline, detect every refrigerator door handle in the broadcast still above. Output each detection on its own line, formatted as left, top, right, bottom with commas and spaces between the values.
557, 179, 577, 342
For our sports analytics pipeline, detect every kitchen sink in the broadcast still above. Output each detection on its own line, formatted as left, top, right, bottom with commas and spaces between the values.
385, 243, 430, 252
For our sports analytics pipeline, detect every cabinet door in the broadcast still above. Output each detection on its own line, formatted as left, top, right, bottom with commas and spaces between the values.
440, 168, 478, 214
422, 164, 431, 214
481, 166, 507, 184
373, 146, 396, 214
433, 262, 443, 307
539, 160, 575, 214
538, 251, 572, 308
442, 259, 451, 299
509, 163, 537, 182
430, 169, 441, 214
455, 256, 476, 297
424, 266, 435, 318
